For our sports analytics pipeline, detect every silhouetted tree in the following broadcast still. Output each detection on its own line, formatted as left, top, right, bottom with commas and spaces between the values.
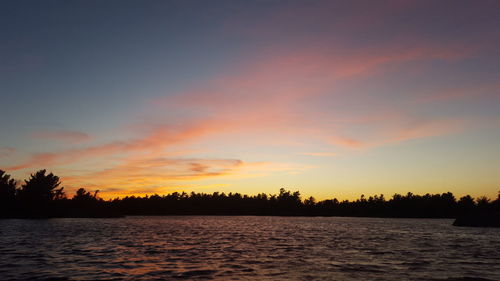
18, 170, 65, 205
493, 191, 500, 211
0, 170, 17, 216
0, 170, 17, 203
73, 188, 99, 202
304, 196, 316, 206
457, 195, 475, 215
476, 196, 491, 210
2, 168, 500, 220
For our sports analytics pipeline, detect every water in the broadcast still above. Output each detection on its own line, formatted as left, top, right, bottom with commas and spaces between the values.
1, 216, 499, 281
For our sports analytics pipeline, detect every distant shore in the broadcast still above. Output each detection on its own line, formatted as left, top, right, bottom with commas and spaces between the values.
1, 169, 499, 226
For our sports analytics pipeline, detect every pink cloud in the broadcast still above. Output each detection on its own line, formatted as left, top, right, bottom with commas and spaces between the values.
0, 147, 16, 158
382, 118, 466, 144
5, 120, 232, 171
327, 136, 365, 148
411, 81, 500, 104
31, 130, 92, 144
149, 41, 473, 151
3, 25, 481, 195
7, 153, 58, 170
156, 41, 472, 112
328, 118, 467, 149
6, 41, 473, 177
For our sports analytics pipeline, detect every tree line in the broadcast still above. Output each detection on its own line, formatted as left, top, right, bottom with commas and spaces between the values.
1, 169, 499, 218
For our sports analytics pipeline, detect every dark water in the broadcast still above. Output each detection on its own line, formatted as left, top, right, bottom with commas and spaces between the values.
1, 216, 499, 281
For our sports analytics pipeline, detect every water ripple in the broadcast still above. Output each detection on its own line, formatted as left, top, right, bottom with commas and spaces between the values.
1, 217, 499, 280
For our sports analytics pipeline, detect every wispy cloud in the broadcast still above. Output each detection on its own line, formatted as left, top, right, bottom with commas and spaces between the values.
299, 152, 337, 157
31, 130, 92, 144
411, 81, 500, 104
5, 37, 475, 189
0, 147, 16, 158
59, 157, 313, 198
151, 41, 473, 151
2, 1, 490, 198
57, 157, 244, 197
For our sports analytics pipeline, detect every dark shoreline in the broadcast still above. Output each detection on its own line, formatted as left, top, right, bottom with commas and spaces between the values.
2, 170, 499, 226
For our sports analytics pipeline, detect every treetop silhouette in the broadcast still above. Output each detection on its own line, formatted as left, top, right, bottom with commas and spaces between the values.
17, 169, 65, 204
0, 169, 498, 222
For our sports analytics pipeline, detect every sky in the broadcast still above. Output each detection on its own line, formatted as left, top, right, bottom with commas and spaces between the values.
1, 0, 499, 200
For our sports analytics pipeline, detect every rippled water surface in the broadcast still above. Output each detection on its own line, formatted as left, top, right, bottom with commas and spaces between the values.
1, 216, 500, 280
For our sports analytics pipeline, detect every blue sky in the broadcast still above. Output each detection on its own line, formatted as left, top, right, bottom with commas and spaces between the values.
1, 0, 499, 199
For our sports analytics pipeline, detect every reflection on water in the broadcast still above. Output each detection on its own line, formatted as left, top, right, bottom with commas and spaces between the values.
1, 216, 499, 280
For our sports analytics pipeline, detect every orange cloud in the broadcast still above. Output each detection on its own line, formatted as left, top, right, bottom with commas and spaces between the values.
3, 35, 479, 196
7, 153, 58, 170
299, 152, 337, 157
55, 155, 317, 198
58, 157, 243, 198
327, 136, 365, 148
6, 121, 231, 171
10, 40, 472, 170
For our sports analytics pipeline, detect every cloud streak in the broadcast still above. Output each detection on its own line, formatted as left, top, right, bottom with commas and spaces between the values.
6, 122, 225, 171
5, 37, 476, 193
31, 130, 92, 144
299, 152, 337, 157
0, 147, 16, 158
3, 1, 497, 198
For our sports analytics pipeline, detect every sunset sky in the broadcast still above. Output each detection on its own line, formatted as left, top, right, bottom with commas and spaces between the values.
1, 0, 499, 200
